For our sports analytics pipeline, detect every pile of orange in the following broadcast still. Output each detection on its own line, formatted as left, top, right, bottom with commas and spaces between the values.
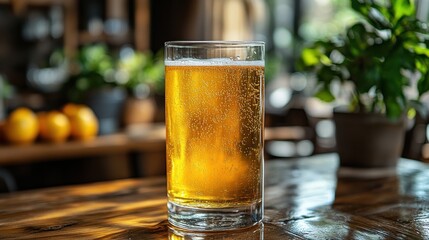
0, 104, 98, 145
62, 103, 98, 141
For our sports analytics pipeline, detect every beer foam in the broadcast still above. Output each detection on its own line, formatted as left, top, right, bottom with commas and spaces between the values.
165, 58, 264, 67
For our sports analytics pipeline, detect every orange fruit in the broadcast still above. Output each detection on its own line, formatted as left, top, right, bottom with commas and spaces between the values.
4, 107, 39, 144
62, 103, 80, 118
39, 111, 71, 143
63, 104, 98, 140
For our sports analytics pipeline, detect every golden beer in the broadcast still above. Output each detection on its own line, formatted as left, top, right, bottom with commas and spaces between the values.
165, 41, 264, 230
165, 61, 264, 208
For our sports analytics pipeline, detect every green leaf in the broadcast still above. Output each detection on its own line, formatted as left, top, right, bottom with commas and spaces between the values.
301, 48, 322, 66
383, 47, 413, 78
320, 55, 332, 66
351, 0, 391, 29
300, 47, 332, 69
317, 65, 341, 84
394, 17, 429, 38
378, 46, 409, 117
409, 99, 428, 119
347, 23, 369, 55
358, 64, 380, 93
368, 7, 391, 29
315, 88, 335, 102
416, 56, 428, 73
351, 0, 371, 17
417, 71, 429, 96
393, 0, 415, 21
385, 97, 404, 119
405, 43, 429, 57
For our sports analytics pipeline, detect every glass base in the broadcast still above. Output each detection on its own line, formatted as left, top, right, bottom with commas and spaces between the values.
167, 201, 263, 231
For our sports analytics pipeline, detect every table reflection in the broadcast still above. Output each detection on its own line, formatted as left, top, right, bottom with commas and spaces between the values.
1, 154, 428, 239
168, 223, 264, 240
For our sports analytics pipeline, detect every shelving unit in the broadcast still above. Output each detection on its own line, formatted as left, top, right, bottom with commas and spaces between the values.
4, 0, 150, 57
0, 0, 154, 189
0, 123, 167, 182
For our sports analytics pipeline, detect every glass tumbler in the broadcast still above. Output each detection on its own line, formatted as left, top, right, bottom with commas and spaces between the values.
165, 41, 265, 231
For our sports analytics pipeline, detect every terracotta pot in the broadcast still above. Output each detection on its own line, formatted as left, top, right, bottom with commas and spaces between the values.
122, 97, 157, 125
334, 110, 406, 169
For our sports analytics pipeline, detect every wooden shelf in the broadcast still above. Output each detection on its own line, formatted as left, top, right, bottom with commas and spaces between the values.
0, 123, 166, 166
5, 0, 150, 56
0, 125, 314, 166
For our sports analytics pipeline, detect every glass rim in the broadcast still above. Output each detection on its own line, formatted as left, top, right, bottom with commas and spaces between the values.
165, 41, 265, 48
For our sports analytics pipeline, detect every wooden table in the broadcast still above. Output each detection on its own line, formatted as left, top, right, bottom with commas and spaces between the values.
0, 154, 428, 239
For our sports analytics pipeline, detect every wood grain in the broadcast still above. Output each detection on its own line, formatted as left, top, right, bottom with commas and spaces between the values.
0, 154, 428, 239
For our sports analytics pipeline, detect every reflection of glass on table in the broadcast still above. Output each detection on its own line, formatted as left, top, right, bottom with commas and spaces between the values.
168, 223, 264, 240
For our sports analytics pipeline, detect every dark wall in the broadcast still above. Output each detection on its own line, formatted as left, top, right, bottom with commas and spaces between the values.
150, 0, 203, 52
0, 6, 28, 88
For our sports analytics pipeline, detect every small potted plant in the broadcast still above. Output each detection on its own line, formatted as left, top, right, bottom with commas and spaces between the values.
65, 45, 165, 133
65, 44, 127, 135
118, 50, 164, 125
298, 0, 429, 169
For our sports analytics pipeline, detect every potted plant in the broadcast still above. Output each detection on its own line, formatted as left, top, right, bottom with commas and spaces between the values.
298, 0, 429, 169
66, 44, 127, 135
117, 50, 164, 125
65, 45, 165, 134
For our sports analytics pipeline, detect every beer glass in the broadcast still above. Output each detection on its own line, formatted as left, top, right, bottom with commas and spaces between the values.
165, 41, 265, 231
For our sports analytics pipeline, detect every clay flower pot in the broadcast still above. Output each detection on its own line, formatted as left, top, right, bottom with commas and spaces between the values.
334, 110, 406, 169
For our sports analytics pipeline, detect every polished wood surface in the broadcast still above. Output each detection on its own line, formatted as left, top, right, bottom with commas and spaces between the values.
0, 154, 428, 239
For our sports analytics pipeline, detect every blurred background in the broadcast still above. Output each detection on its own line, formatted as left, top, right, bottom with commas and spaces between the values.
0, 0, 428, 192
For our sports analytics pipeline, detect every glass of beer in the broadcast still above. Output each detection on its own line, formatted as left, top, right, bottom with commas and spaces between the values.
165, 41, 265, 231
